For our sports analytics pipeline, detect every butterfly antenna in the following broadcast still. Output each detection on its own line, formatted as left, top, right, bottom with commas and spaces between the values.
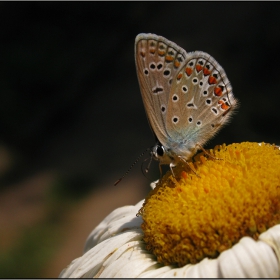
114, 148, 150, 186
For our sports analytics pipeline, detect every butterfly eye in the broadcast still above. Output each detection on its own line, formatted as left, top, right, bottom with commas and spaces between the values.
156, 145, 164, 156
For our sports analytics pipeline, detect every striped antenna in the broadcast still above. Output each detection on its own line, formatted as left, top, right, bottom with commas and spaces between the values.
114, 148, 150, 186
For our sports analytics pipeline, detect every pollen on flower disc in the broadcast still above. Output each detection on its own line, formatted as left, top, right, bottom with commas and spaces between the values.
138, 142, 280, 267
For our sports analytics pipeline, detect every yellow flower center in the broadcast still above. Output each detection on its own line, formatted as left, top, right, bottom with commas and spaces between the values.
138, 142, 280, 267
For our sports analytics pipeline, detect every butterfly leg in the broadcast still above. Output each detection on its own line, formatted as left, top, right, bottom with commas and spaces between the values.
169, 162, 176, 178
178, 156, 200, 177
195, 143, 223, 161
158, 163, 163, 178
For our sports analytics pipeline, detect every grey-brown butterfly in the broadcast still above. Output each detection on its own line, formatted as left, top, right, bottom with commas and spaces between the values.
135, 33, 238, 173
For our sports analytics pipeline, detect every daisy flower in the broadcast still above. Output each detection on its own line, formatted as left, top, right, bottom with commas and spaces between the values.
60, 142, 280, 278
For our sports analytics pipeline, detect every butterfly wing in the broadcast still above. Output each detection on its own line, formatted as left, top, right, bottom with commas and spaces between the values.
165, 51, 238, 158
135, 33, 188, 146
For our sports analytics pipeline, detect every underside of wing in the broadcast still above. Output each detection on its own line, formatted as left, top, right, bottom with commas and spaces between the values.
135, 33, 188, 146
166, 51, 238, 148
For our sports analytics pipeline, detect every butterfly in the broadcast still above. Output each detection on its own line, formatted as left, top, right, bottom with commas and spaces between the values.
134, 33, 238, 173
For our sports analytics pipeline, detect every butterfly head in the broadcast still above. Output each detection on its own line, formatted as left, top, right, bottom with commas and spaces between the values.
151, 142, 174, 165
151, 140, 198, 166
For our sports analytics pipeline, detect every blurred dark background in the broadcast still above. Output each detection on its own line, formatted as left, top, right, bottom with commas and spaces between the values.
0, 2, 279, 277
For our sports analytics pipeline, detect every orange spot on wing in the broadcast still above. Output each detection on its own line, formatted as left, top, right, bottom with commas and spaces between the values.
174, 60, 180, 68
177, 73, 183, 80
158, 50, 165, 56
165, 55, 174, 62
203, 68, 211, 76
221, 103, 229, 110
214, 87, 223, 96
140, 51, 145, 57
196, 64, 203, 72
218, 100, 230, 110
208, 76, 217, 85
218, 100, 229, 110
185, 67, 192, 76
150, 48, 156, 54
222, 107, 231, 116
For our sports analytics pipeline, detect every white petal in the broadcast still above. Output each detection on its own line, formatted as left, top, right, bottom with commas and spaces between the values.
259, 224, 280, 266
218, 225, 279, 278
140, 258, 220, 278
84, 199, 144, 252
138, 265, 176, 278
60, 197, 280, 278
99, 241, 158, 278
60, 230, 143, 278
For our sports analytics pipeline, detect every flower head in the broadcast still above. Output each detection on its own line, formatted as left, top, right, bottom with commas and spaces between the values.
60, 142, 280, 278
139, 142, 280, 266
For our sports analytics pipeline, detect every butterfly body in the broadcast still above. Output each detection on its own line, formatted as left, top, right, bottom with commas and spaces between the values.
135, 33, 238, 169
